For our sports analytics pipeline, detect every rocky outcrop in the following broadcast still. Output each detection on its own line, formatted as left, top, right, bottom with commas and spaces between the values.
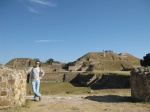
131, 67, 150, 101
0, 65, 26, 108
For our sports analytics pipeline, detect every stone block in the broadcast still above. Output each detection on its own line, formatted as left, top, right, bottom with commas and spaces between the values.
0, 76, 2, 82
0, 96, 3, 101
131, 70, 150, 101
1, 91, 7, 96
8, 89, 13, 95
14, 89, 18, 94
20, 79, 23, 85
7, 84, 11, 89
17, 85, 22, 90
0, 82, 7, 88
8, 79, 15, 85
0, 99, 11, 106
14, 94, 19, 100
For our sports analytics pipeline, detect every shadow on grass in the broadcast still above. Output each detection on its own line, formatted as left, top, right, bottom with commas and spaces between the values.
85, 95, 141, 103
70, 82, 86, 87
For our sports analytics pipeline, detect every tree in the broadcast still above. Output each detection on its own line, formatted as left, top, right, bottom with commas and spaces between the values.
34, 58, 40, 62
140, 53, 150, 66
45, 58, 54, 65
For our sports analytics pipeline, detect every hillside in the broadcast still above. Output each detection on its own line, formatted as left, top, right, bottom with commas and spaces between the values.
5, 58, 62, 72
5, 52, 141, 71
5, 58, 36, 69
72, 52, 141, 71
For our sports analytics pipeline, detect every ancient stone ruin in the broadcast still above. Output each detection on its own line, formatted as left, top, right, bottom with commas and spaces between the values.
5, 51, 141, 72
0, 65, 26, 108
131, 67, 150, 101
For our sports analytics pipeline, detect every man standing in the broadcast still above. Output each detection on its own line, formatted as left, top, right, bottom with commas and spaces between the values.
26, 61, 45, 101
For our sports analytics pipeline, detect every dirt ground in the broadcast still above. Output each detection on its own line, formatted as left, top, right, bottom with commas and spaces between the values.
1, 89, 150, 112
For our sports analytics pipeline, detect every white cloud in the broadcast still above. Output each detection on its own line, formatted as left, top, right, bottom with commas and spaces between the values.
29, 0, 56, 7
34, 40, 64, 43
18, 0, 57, 13
27, 7, 39, 13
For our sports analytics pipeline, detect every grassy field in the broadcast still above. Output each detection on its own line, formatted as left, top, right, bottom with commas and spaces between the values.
26, 82, 92, 95
92, 70, 130, 75
26, 71, 131, 95
26, 82, 132, 96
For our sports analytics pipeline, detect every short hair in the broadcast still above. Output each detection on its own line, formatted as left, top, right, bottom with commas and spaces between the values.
35, 61, 40, 64
35, 61, 41, 66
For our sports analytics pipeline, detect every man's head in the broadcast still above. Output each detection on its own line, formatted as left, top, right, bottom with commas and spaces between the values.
35, 61, 40, 66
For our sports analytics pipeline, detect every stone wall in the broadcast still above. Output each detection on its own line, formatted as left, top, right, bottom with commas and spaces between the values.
131, 67, 150, 101
91, 74, 130, 89
41, 72, 79, 82
78, 74, 97, 86
40, 64, 62, 72
0, 65, 26, 108
68, 66, 77, 71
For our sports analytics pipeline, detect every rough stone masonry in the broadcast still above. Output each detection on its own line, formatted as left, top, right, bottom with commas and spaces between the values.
0, 65, 26, 108
131, 67, 150, 101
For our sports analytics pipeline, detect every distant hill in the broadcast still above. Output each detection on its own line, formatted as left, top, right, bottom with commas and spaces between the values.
71, 52, 141, 71
5, 58, 36, 69
5, 58, 62, 72
5, 52, 141, 71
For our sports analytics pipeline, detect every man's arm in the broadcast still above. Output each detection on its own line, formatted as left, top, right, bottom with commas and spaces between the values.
26, 67, 33, 74
39, 68, 45, 79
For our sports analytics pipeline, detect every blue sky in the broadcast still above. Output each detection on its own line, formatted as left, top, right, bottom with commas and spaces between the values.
0, 0, 150, 64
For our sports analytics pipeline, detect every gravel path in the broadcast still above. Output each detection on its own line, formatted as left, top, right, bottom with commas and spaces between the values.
25, 93, 150, 112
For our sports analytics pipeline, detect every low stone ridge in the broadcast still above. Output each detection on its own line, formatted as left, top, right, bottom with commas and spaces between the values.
131, 67, 150, 101
0, 65, 26, 108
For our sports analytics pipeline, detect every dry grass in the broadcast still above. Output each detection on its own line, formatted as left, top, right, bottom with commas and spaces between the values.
0, 99, 33, 112
1, 87, 150, 112
26, 82, 133, 96
1, 82, 150, 112
85, 70, 130, 76
26, 82, 92, 95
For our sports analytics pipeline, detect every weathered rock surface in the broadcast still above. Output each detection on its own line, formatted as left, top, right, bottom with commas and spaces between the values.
131, 67, 150, 101
0, 65, 26, 108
